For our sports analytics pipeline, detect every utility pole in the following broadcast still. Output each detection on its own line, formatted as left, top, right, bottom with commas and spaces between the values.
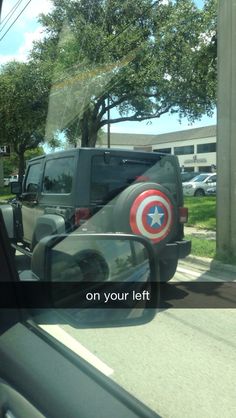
0, 156, 3, 188
217, 0, 236, 260
107, 94, 111, 148
0, 2, 4, 188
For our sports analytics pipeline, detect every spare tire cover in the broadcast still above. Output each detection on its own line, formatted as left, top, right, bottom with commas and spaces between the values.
113, 182, 177, 248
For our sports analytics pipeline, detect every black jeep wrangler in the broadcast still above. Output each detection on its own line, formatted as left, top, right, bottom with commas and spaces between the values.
0, 148, 191, 281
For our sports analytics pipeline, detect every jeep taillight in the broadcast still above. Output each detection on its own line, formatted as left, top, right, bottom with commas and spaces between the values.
75, 208, 91, 226
179, 207, 188, 223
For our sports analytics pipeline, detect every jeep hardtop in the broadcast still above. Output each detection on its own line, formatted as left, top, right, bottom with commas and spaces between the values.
1, 147, 191, 281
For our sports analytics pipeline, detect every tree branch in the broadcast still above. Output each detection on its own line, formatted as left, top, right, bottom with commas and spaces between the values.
103, 92, 158, 113
95, 90, 160, 118
99, 105, 172, 127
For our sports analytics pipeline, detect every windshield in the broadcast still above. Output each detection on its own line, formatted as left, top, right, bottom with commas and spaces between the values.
3, 1, 236, 418
192, 174, 209, 182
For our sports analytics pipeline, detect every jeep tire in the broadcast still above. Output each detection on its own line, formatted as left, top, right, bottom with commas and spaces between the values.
113, 182, 178, 250
159, 258, 178, 282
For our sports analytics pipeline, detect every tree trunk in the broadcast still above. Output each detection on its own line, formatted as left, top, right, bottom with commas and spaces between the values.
18, 152, 25, 182
80, 109, 98, 147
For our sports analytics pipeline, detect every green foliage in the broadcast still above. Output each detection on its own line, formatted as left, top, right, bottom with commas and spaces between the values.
185, 234, 216, 259
0, 61, 51, 178
3, 147, 45, 176
185, 196, 216, 230
0, 187, 14, 200
31, 0, 217, 146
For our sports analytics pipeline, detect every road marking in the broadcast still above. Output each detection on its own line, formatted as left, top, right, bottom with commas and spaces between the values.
39, 324, 113, 377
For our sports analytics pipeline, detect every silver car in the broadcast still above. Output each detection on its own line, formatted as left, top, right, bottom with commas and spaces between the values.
182, 173, 217, 197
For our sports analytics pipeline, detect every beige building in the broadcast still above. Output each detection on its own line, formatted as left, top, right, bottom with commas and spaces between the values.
99, 125, 216, 173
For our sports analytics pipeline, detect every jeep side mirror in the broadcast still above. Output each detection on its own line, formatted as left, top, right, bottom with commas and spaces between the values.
10, 181, 22, 195
28, 234, 159, 328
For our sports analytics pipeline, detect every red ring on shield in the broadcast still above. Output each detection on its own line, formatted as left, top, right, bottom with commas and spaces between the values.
142, 201, 168, 234
129, 189, 173, 243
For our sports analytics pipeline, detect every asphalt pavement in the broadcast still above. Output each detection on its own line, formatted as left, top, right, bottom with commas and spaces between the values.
15, 251, 236, 418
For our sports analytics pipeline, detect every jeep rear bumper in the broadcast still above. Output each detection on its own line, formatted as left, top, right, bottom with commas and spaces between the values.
158, 240, 191, 260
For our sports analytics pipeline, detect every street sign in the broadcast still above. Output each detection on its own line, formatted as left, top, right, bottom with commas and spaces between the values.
0, 146, 10, 156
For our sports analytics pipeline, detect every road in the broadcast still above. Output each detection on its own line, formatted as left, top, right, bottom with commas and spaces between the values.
15, 252, 236, 418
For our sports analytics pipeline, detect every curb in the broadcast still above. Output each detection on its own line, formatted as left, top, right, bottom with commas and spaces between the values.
185, 227, 216, 240
184, 255, 236, 275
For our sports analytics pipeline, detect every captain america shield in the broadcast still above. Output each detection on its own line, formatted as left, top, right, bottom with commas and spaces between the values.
129, 189, 174, 243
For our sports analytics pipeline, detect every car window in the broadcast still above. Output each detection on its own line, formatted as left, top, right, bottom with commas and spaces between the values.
192, 174, 209, 182
90, 154, 177, 203
24, 163, 41, 193
42, 157, 74, 194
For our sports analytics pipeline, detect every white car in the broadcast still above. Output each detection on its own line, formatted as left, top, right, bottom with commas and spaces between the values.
3, 175, 19, 187
9, 175, 19, 183
4, 177, 11, 186
182, 173, 217, 197
206, 186, 216, 195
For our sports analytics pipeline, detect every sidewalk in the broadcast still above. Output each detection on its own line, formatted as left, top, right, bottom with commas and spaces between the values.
183, 226, 236, 273
185, 226, 216, 240
182, 254, 236, 275
183, 225, 236, 274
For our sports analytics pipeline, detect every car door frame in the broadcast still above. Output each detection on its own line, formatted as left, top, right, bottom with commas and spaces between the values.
0, 213, 160, 418
21, 159, 44, 245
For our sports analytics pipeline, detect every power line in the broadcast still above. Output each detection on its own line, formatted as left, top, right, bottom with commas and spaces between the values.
0, 0, 23, 30
0, 0, 3, 19
0, 0, 32, 42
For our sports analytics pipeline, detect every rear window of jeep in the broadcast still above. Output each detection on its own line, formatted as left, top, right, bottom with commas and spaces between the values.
42, 157, 74, 194
90, 155, 178, 204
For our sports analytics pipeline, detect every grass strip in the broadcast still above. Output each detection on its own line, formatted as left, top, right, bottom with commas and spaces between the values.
184, 196, 216, 230
0, 187, 14, 201
185, 234, 216, 259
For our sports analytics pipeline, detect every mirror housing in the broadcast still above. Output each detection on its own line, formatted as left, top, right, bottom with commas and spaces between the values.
29, 233, 159, 328
10, 181, 22, 195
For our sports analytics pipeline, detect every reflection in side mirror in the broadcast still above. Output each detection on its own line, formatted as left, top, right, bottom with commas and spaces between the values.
10, 181, 22, 195
31, 234, 159, 327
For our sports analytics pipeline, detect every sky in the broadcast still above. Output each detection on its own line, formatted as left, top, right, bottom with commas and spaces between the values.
0, 0, 215, 137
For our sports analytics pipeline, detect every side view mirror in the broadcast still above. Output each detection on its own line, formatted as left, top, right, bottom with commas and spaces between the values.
27, 233, 159, 328
10, 181, 22, 195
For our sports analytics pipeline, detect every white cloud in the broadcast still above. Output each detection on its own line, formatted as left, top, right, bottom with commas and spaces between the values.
159, 0, 169, 5
0, 0, 52, 65
1, 0, 52, 22
1, 0, 53, 33
18, 26, 45, 58
199, 30, 216, 45
23, 0, 53, 19
0, 26, 45, 64
163, 73, 172, 81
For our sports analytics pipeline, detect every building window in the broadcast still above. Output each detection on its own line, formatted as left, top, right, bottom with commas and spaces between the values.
174, 145, 194, 155
153, 148, 172, 154
183, 167, 195, 172
197, 143, 216, 153
198, 166, 212, 173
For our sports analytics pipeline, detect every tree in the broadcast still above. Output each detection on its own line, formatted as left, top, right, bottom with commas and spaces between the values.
0, 61, 51, 180
3, 147, 45, 177
31, 0, 217, 147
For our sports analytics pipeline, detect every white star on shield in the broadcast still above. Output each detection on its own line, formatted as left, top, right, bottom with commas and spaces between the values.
148, 206, 164, 227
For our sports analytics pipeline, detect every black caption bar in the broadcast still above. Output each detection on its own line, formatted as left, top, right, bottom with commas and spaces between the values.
0, 281, 236, 308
